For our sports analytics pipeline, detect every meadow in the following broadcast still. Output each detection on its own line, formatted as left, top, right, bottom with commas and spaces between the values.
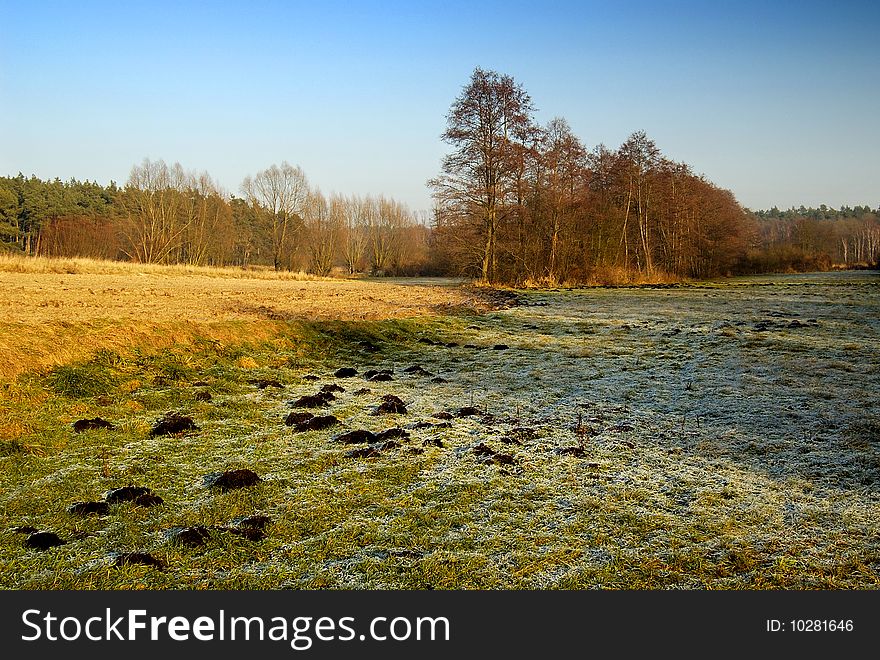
1, 261, 878, 589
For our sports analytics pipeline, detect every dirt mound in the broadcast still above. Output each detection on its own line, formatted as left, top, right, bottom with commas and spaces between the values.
403, 365, 434, 377
24, 531, 65, 550
285, 411, 314, 426
150, 412, 199, 437
67, 501, 110, 516
72, 417, 115, 433
344, 439, 401, 458
375, 428, 410, 442
292, 415, 339, 432
473, 442, 496, 456
289, 392, 334, 408
223, 515, 271, 541
226, 526, 265, 541
467, 287, 522, 310
320, 383, 345, 393
231, 515, 271, 530
104, 486, 153, 503
194, 390, 212, 402
334, 367, 358, 378
333, 429, 377, 444
165, 526, 211, 548
203, 469, 261, 491
376, 395, 407, 414
134, 493, 164, 507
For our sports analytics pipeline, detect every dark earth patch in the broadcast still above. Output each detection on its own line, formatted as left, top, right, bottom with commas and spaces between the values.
24, 531, 65, 550
284, 411, 314, 426
333, 429, 376, 444
203, 469, 261, 491
289, 392, 334, 408
72, 417, 115, 433
67, 501, 110, 516
134, 493, 164, 507
150, 412, 199, 437
104, 486, 152, 504
375, 428, 410, 442
376, 395, 407, 414
164, 526, 211, 548
292, 415, 339, 432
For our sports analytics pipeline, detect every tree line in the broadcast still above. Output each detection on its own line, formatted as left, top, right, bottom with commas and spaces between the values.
749, 205, 880, 272
0, 164, 431, 275
429, 68, 879, 284
1, 67, 877, 281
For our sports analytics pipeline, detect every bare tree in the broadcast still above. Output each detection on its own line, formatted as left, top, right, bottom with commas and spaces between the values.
241, 162, 309, 271
337, 194, 368, 274
180, 173, 233, 266
430, 67, 536, 282
367, 196, 395, 274
303, 189, 338, 276
540, 117, 587, 282
122, 159, 193, 264
618, 131, 660, 274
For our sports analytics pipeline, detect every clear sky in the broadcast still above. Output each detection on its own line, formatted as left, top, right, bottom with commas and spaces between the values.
1, 0, 877, 213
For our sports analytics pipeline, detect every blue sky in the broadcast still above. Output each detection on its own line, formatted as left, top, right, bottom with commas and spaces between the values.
1, 0, 877, 212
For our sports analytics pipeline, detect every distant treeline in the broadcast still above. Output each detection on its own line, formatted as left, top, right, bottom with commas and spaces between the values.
0, 69, 877, 282
749, 206, 880, 272
0, 165, 432, 275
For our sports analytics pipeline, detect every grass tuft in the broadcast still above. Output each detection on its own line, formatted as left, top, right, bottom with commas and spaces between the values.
46, 362, 120, 399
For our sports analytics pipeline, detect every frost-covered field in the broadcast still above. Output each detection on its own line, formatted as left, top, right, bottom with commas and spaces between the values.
1, 271, 878, 589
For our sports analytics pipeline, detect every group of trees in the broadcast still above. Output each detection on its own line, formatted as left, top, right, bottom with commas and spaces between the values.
0, 163, 430, 275
429, 68, 876, 285
1, 67, 877, 282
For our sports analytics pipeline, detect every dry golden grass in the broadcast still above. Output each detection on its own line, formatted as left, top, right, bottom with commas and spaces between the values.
0, 256, 488, 380
530, 266, 686, 287
0, 254, 325, 280
0, 319, 287, 381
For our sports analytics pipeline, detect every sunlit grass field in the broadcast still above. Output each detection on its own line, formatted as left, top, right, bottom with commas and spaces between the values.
1, 269, 878, 589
